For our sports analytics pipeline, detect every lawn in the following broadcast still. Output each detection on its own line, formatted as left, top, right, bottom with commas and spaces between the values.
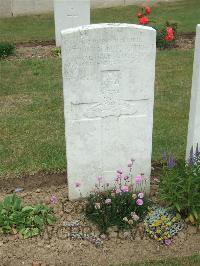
0, 49, 194, 177
0, 0, 200, 43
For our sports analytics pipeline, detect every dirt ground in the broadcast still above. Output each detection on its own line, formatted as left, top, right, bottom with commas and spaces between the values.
0, 172, 199, 266
5, 33, 195, 61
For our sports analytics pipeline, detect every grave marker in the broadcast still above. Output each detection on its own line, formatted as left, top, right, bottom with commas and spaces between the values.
186, 24, 200, 158
61, 24, 156, 199
54, 0, 90, 46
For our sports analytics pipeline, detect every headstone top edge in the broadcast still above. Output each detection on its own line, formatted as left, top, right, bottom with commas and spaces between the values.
61, 23, 156, 36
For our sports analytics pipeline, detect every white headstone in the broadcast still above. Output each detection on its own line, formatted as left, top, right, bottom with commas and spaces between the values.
61, 24, 156, 200
54, 0, 90, 46
186, 24, 200, 158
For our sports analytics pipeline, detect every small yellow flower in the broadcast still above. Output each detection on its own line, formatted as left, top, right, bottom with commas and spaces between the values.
132, 194, 137, 199
161, 216, 166, 221
123, 217, 128, 222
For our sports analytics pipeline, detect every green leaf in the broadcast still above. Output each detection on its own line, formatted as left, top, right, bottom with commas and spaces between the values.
22, 206, 34, 212
47, 214, 56, 225
31, 227, 40, 236
192, 210, 198, 220
34, 215, 44, 226
174, 203, 181, 212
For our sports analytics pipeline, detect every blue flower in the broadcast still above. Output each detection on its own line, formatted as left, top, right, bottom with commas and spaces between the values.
167, 153, 175, 169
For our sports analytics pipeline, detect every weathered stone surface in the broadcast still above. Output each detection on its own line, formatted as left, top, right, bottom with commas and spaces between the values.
186, 24, 200, 158
61, 23, 156, 199
54, 0, 90, 46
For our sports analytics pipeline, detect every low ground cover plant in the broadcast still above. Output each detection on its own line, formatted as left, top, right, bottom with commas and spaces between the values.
0, 194, 56, 238
136, 6, 177, 49
0, 42, 15, 58
144, 206, 184, 245
85, 160, 151, 233
159, 146, 200, 225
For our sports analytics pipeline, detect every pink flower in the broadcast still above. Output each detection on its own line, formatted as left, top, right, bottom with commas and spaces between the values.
117, 173, 122, 179
116, 169, 123, 175
50, 196, 58, 204
121, 185, 129, 192
135, 175, 142, 184
138, 192, 144, 199
128, 161, 133, 168
96, 176, 103, 182
75, 181, 81, 188
131, 212, 140, 221
165, 239, 172, 246
136, 199, 143, 206
116, 188, 121, 194
123, 175, 129, 180
105, 198, 112, 204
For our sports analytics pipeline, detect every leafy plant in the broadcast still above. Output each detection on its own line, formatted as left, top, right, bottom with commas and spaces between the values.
156, 22, 178, 50
85, 160, 151, 233
158, 146, 200, 225
136, 6, 178, 50
51, 47, 61, 57
0, 42, 15, 58
0, 194, 56, 238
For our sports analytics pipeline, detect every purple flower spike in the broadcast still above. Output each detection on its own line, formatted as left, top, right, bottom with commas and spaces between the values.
162, 151, 167, 161
167, 153, 175, 169
188, 146, 194, 166
195, 143, 200, 158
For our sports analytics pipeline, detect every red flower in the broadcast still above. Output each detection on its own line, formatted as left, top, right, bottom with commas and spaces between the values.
137, 12, 143, 18
145, 6, 151, 15
166, 27, 174, 35
165, 27, 174, 41
139, 16, 149, 25
165, 34, 174, 41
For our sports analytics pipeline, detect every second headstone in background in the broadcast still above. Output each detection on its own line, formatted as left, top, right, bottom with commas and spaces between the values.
186, 24, 200, 158
54, 0, 90, 46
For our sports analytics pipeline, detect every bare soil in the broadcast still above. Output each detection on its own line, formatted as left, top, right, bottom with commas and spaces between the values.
4, 33, 195, 61
0, 172, 199, 266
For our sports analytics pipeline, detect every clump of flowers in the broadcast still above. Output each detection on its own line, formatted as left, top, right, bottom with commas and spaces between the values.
136, 6, 177, 49
85, 159, 151, 233
144, 207, 185, 245
159, 145, 200, 225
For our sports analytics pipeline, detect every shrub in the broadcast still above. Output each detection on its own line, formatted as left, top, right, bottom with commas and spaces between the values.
0, 194, 56, 238
156, 22, 178, 50
158, 146, 200, 225
85, 160, 151, 233
136, 6, 177, 50
0, 42, 15, 58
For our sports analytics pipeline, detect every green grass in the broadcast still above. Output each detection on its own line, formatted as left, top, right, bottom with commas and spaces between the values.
125, 254, 200, 266
0, 49, 194, 177
93, 0, 200, 33
0, 0, 200, 43
0, 58, 65, 176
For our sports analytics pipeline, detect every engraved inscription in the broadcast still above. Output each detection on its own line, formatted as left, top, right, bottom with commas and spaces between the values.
71, 69, 149, 120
